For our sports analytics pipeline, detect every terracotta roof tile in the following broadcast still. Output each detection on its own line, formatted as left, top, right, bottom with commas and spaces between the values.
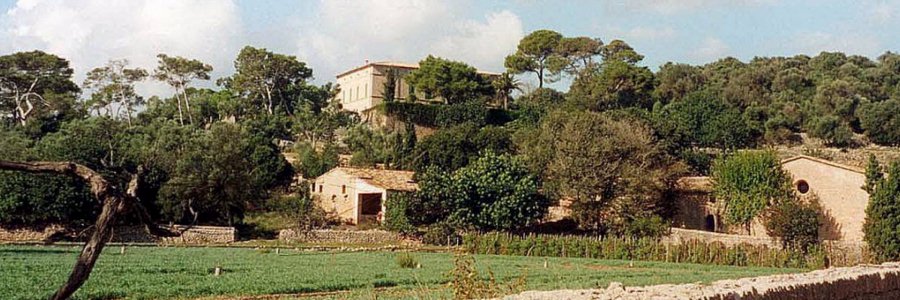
337, 167, 418, 192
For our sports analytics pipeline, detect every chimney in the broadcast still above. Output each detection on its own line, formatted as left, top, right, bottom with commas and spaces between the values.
364, 59, 369, 64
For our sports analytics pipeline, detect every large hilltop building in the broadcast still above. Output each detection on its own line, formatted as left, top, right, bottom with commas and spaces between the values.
334, 61, 500, 115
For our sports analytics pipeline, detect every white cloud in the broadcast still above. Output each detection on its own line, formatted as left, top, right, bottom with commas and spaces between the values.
295, 0, 523, 82
616, 0, 778, 15
2, 0, 244, 96
431, 10, 524, 71
692, 37, 731, 63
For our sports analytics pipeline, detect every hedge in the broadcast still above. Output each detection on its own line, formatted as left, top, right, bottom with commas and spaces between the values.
463, 232, 868, 269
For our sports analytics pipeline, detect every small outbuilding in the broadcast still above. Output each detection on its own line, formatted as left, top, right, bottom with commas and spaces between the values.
310, 167, 417, 225
672, 155, 870, 243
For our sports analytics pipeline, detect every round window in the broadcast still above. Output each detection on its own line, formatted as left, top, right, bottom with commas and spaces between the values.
796, 180, 810, 194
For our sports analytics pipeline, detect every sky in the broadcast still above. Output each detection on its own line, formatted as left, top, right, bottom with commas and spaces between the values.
1, 0, 899, 95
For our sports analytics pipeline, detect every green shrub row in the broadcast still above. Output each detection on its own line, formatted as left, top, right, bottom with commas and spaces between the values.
463, 232, 843, 269
379, 102, 512, 128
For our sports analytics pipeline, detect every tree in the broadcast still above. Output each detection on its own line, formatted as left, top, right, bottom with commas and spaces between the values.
491, 72, 521, 109
553, 36, 603, 75
0, 51, 81, 129
294, 142, 339, 179
864, 160, 900, 261
534, 110, 684, 232
655, 92, 755, 151
864, 154, 884, 194
568, 60, 655, 111
410, 123, 512, 173
505, 29, 564, 88
764, 194, 822, 251
0, 160, 175, 300
404, 55, 494, 104
711, 151, 792, 234
83, 59, 148, 125
226, 46, 313, 115
412, 151, 548, 231
809, 115, 853, 147
383, 68, 398, 102
858, 99, 900, 146
158, 123, 291, 225
654, 62, 706, 103
153, 54, 213, 125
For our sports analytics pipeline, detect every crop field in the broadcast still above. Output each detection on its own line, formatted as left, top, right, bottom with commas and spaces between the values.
0, 245, 804, 300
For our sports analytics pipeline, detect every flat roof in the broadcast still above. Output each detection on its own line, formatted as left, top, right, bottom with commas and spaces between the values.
336, 61, 501, 78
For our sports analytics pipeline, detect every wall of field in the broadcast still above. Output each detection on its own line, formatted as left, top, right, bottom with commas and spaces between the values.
0, 225, 236, 244
278, 228, 403, 244
508, 262, 900, 300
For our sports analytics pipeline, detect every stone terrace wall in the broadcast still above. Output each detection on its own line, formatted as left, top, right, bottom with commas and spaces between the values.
279, 229, 403, 244
0, 225, 236, 244
112, 225, 236, 244
665, 228, 778, 248
0, 225, 67, 242
506, 262, 900, 300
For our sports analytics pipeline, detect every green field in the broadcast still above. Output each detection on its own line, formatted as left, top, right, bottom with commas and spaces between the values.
0, 245, 803, 300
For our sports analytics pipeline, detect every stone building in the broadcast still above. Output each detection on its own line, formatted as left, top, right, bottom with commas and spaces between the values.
334, 60, 500, 114
310, 167, 417, 225
672, 155, 870, 242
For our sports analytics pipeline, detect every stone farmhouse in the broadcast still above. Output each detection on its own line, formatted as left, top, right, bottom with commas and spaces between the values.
334, 60, 500, 115
673, 155, 870, 243
310, 167, 417, 225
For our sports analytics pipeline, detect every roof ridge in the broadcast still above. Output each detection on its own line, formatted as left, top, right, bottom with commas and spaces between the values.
780, 155, 865, 174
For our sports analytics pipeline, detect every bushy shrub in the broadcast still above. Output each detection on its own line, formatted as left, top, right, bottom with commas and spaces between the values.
765, 195, 822, 251
422, 222, 461, 246
712, 151, 792, 234
414, 151, 548, 231
395, 252, 418, 269
383, 192, 416, 234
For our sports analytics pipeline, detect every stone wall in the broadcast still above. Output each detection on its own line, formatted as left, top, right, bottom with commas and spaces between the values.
664, 228, 779, 248
506, 262, 900, 300
0, 225, 236, 244
0, 225, 67, 242
278, 229, 403, 244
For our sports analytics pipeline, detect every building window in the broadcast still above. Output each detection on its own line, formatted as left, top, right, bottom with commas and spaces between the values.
796, 180, 809, 194
364, 83, 368, 98
356, 86, 360, 99
318, 184, 323, 193
342, 185, 346, 194
311, 183, 315, 193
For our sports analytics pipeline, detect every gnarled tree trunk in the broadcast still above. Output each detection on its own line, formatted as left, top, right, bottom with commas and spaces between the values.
0, 161, 176, 300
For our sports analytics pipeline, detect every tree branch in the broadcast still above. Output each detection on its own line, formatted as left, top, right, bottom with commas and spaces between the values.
0, 160, 178, 300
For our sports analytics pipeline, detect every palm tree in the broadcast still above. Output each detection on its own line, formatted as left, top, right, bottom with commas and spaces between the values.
492, 72, 522, 109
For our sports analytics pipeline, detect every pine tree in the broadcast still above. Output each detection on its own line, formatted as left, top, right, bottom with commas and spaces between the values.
864, 161, 900, 261
864, 154, 883, 193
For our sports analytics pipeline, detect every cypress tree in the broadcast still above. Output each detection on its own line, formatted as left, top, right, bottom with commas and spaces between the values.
864, 154, 883, 194
864, 161, 900, 261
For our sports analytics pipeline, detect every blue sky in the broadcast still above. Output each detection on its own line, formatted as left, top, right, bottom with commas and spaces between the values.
1, 0, 898, 93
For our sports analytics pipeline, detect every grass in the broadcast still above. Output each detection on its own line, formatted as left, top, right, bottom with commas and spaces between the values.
0, 245, 804, 300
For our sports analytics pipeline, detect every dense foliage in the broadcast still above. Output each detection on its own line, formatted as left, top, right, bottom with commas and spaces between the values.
764, 195, 822, 251
864, 160, 900, 261
411, 151, 548, 231
712, 151, 792, 234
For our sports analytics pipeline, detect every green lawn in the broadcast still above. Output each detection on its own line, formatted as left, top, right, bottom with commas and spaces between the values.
0, 245, 804, 300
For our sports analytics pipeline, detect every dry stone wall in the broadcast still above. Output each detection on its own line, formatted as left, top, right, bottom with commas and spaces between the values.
0, 225, 236, 244
0, 225, 67, 242
505, 262, 900, 300
279, 229, 403, 244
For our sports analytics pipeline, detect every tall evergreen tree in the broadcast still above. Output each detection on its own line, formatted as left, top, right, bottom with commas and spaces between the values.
864, 161, 900, 261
